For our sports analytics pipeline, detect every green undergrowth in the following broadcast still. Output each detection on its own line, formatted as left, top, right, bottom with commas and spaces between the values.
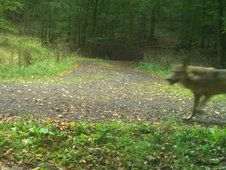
96, 62, 112, 67
0, 57, 79, 82
135, 62, 169, 76
0, 117, 225, 169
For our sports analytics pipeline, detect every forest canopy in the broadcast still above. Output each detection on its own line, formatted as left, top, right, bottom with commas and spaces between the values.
1, 0, 226, 67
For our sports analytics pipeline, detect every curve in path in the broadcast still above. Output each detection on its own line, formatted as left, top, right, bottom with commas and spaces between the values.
0, 60, 225, 125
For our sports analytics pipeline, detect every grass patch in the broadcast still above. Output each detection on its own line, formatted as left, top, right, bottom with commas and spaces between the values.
96, 62, 112, 67
212, 94, 226, 100
0, 117, 225, 169
134, 62, 169, 76
73, 56, 102, 61
0, 57, 78, 82
0, 34, 78, 81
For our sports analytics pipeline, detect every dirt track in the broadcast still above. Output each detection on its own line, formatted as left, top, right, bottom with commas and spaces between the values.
0, 60, 225, 125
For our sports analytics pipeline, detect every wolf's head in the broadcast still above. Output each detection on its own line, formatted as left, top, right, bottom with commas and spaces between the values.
166, 64, 186, 85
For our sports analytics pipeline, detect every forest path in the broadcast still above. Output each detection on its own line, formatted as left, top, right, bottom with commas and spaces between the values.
0, 60, 225, 125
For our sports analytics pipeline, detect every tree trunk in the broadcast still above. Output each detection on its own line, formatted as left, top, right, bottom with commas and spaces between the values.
149, 6, 156, 41
216, 0, 226, 68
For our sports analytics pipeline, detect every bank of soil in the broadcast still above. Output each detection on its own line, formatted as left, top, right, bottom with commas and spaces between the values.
0, 60, 225, 125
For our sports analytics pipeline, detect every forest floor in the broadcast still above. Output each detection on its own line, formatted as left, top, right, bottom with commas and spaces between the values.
0, 60, 225, 126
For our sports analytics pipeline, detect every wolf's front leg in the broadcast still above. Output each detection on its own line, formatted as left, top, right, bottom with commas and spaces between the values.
197, 95, 210, 111
194, 95, 211, 114
183, 93, 201, 120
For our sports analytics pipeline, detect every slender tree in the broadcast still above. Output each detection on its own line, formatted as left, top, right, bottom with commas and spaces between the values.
216, 0, 226, 68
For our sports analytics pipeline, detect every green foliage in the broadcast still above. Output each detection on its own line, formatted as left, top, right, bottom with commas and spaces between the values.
0, 118, 225, 169
0, 34, 79, 81
0, 0, 22, 32
96, 62, 112, 67
0, 57, 76, 81
0, 0, 23, 15
135, 62, 169, 76
0, 18, 18, 33
0, 34, 50, 65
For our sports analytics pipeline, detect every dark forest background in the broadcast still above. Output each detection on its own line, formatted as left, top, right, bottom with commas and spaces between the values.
1, 0, 226, 67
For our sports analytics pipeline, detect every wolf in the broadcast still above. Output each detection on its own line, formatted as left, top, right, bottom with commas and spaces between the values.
166, 63, 226, 120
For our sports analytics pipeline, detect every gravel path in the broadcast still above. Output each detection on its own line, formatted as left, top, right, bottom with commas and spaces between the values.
0, 60, 225, 125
